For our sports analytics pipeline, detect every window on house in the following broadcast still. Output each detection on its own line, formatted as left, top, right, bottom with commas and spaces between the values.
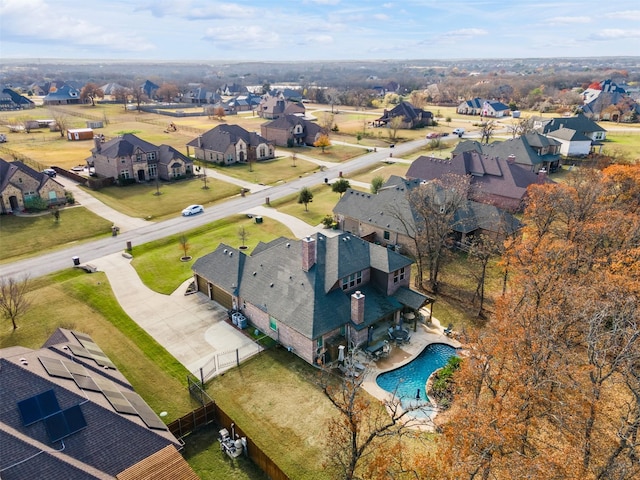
393, 267, 405, 283
121, 170, 130, 179
147, 152, 156, 161
259, 146, 265, 157
148, 164, 157, 178
269, 317, 278, 331
383, 230, 390, 240
341, 271, 362, 290
18, 177, 22, 184
171, 166, 180, 178
210, 152, 214, 160
316, 337, 323, 348
136, 154, 142, 162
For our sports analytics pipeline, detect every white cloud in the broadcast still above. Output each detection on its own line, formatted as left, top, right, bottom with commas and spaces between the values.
442, 28, 488, 39
305, 34, 334, 45
604, 10, 640, 21
589, 29, 640, 40
547, 15, 591, 25
373, 14, 389, 21
202, 26, 280, 49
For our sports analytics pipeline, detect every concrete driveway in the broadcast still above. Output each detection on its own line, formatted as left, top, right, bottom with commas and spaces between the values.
91, 252, 257, 379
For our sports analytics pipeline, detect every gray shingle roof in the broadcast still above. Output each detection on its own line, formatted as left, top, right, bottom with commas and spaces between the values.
92, 133, 158, 158
539, 113, 605, 134
0, 329, 180, 479
186, 124, 269, 151
193, 233, 418, 338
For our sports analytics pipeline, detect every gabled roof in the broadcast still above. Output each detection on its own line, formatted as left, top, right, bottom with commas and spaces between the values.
546, 127, 591, 142
192, 233, 418, 338
157, 144, 192, 166
140, 80, 159, 97
186, 124, 269, 151
99, 83, 125, 95
261, 114, 322, 136
0, 158, 62, 192
43, 85, 80, 101
0, 329, 185, 479
377, 101, 424, 122
453, 133, 560, 168
91, 133, 158, 158
333, 175, 522, 237
406, 152, 546, 202
2, 88, 35, 106
539, 113, 606, 134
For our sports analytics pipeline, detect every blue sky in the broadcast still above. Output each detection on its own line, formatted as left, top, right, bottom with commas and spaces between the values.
1, 0, 639, 61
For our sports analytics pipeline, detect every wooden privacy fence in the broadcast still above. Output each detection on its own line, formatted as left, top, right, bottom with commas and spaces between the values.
169, 382, 290, 480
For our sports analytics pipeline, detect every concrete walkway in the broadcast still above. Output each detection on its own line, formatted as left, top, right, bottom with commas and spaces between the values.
241, 205, 341, 239
54, 175, 149, 232
90, 252, 256, 379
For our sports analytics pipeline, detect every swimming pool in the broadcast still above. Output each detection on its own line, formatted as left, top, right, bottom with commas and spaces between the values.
376, 343, 457, 418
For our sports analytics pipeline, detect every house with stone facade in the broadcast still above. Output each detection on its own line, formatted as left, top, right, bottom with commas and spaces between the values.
257, 93, 305, 119
260, 114, 323, 147
192, 233, 431, 366
87, 134, 193, 183
374, 101, 433, 128
0, 159, 66, 214
186, 125, 274, 165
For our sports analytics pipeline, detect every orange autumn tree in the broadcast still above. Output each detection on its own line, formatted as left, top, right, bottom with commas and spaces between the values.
433, 165, 640, 479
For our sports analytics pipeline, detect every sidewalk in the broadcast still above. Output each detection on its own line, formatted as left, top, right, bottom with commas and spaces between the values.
241, 205, 341, 239
55, 175, 149, 232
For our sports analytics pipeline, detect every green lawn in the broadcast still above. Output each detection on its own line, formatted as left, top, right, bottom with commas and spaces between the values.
0, 207, 113, 263
291, 143, 368, 163
602, 131, 640, 162
130, 215, 296, 294
269, 183, 347, 226
0, 269, 197, 422
208, 156, 321, 185
83, 177, 241, 220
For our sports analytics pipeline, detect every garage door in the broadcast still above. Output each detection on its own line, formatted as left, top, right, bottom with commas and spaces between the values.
211, 284, 233, 310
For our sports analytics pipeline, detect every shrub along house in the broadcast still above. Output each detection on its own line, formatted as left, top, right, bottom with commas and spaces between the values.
192, 233, 431, 366
0, 159, 66, 213
87, 133, 193, 183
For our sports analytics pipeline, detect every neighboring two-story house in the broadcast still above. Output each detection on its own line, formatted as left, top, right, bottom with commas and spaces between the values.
533, 113, 607, 156
453, 132, 562, 173
87, 134, 193, 183
192, 233, 431, 366
257, 93, 305, 119
186, 125, 274, 165
260, 114, 323, 147
406, 151, 550, 212
374, 101, 433, 128
333, 176, 522, 254
0, 159, 66, 213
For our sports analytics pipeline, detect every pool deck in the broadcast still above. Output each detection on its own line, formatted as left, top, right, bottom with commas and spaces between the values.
357, 318, 462, 431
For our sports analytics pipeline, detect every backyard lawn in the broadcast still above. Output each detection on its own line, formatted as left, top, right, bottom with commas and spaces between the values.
0, 207, 113, 263
131, 214, 295, 294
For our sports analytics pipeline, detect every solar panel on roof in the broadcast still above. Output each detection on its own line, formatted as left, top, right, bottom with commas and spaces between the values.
104, 392, 138, 415
70, 331, 117, 370
61, 360, 88, 376
71, 373, 101, 392
121, 391, 167, 430
17, 390, 61, 426
72, 331, 92, 342
66, 344, 92, 359
44, 405, 87, 443
39, 357, 73, 379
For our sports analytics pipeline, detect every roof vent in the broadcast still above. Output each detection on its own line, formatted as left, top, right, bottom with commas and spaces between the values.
252, 272, 257, 276
270, 283, 274, 287
286, 243, 290, 247
223, 249, 228, 253
229, 252, 233, 257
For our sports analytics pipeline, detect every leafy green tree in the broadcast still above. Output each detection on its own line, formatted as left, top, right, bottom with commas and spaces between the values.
332, 178, 350, 198
370, 176, 384, 194
298, 187, 314, 211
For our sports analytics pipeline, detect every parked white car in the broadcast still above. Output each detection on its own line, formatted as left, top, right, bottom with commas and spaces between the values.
182, 205, 204, 216
452, 128, 465, 137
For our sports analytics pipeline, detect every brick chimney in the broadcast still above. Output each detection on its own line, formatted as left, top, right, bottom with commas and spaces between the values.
197, 135, 202, 148
351, 290, 365, 325
537, 167, 548, 184
301, 236, 316, 272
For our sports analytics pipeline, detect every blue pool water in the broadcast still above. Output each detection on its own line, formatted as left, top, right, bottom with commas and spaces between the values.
376, 343, 457, 417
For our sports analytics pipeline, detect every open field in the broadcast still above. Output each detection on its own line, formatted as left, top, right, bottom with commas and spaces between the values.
0, 207, 113, 263
131, 214, 295, 294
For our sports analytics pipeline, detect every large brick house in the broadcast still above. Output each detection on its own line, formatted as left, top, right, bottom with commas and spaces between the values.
87, 134, 193, 183
260, 114, 323, 147
186, 125, 274, 165
257, 93, 305, 119
192, 233, 431, 366
374, 101, 433, 128
0, 159, 66, 213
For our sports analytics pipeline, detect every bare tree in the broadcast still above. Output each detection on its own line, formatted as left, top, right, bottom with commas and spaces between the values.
113, 87, 131, 110
507, 116, 535, 139
80, 82, 104, 106
479, 120, 497, 143
131, 88, 148, 111
179, 235, 190, 260
388, 116, 404, 141
49, 110, 68, 138
0, 275, 32, 330
155, 83, 179, 102
237, 227, 249, 248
